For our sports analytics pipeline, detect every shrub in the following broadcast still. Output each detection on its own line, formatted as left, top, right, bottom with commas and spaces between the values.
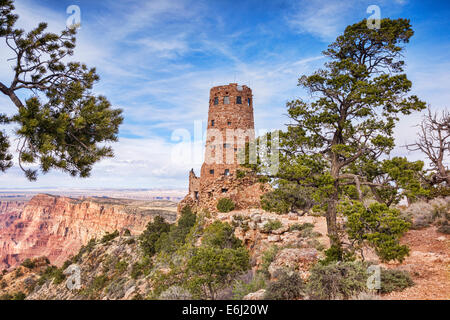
131, 256, 153, 280
379, 269, 414, 294
186, 246, 250, 300
139, 216, 170, 257
306, 261, 368, 300
232, 273, 267, 300
115, 260, 128, 273
340, 201, 410, 262
123, 229, 131, 237
156, 206, 196, 253
21, 258, 36, 269
217, 198, 235, 213
101, 230, 120, 243
264, 272, 304, 300
262, 219, 282, 233
261, 182, 314, 214
92, 274, 109, 291
201, 221, 242, 249
437, 222, 450, 234
14, 269, 23, 278
12, 291, 26, 300
236, 170, 247, 179
257, 245, 280, 279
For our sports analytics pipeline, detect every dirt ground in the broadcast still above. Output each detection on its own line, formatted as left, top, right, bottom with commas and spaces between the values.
382, 227, 449, 300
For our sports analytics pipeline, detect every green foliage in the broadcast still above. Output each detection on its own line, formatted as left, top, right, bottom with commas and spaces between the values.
114, 260, 128, 273
264, 272, 304, 300
262, 220, 282, 233
0, 1, 123, 180
262, 182, 314, 214
217, 198, 235, 213
101, 230, 119, 243
379, 268, 414, 294
12, 291, 26, 300
21, 258, 36, 269
139, 216, 170, 257
130, 256, 153, 280
72, 238, 96, 263
186, 246, 250, 300
91, 274, 109, 291
236, 169, 247, 179
307, 261, 369, 300
156, 206, 196, 253
201, 221, 243, 249
321, 245, 356, 265
250, 18, 426, 258
37, 266, 65, 286
257, 245, 280, 279
123, 229, 131, 237
340, 201, 410, 262
232, 274, 267, 300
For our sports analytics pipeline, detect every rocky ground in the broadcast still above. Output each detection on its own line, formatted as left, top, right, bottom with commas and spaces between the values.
0, 205, 448, 300
382, 227, 449, 300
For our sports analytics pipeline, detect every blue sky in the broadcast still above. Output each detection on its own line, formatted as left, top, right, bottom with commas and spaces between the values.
0, 0, 449, 189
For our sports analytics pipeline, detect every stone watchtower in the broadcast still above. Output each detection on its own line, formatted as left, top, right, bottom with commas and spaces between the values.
179, 83, 266, 212
200, 83, 255, 181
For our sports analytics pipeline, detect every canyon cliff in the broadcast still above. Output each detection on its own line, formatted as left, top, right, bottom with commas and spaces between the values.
0, 194, 177, 269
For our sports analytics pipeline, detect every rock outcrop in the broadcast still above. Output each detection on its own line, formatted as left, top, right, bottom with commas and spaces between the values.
0, 194, 177, 269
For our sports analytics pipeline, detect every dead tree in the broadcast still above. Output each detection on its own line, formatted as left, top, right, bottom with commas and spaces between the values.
406, 107, 450, 186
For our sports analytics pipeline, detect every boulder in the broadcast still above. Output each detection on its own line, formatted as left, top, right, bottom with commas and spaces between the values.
268, 248, 318, 279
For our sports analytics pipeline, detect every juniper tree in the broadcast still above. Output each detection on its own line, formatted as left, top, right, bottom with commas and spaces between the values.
258, 19, 426, 259
0, 0, 123, 180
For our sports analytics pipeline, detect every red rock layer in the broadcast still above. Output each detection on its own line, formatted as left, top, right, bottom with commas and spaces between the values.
0, 194, 156, 269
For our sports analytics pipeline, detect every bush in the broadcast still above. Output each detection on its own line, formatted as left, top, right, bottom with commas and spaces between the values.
12, 291, 26, 300
257, 245, 280, 279
379, 269, 414, 294
101, 230, 120, 243
217, 198, 235, 213
21, 258, 36, 269
232, 273, 266, 300
264, 272, 304, 300
306, 261, 368, 300
139, 216, 170, 256
262, 220, 282, 233
340, 201, 410, 263
261, 182, 314, 214
156, 206, 196, 253
201, 221, 242, 249
92, 274, 109, 291
186, 246, 250, 300
131, 256, 153, 280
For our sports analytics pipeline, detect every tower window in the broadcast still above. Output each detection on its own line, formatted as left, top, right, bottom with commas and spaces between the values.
224, 96, 230, 104
224, 169, 230, 176
211, 120, 215, 127
214, 97, 219, 105
247, 98, 251, 106
227, 121, 231, 126
223, 143, 231, 149
237, 96, 242, 104
210, 169, 214, 175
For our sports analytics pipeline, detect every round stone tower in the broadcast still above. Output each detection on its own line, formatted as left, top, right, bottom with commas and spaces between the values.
200, 83, 255, 181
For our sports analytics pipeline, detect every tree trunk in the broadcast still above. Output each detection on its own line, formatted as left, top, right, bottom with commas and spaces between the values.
326, 162, 341, 248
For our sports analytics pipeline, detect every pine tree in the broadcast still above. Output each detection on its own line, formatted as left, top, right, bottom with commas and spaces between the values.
0, 0, 123, 180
